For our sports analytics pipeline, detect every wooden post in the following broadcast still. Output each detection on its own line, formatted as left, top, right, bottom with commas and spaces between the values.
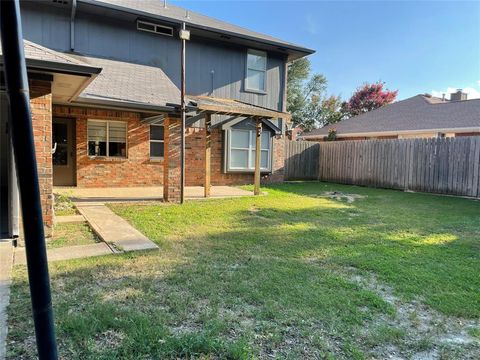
254, 118, 262, 195
204, 113, 211, 197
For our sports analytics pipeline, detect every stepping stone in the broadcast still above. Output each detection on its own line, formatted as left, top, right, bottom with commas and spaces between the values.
75, 203, 159, 252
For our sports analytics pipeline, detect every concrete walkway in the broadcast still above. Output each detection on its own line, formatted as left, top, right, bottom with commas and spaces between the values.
75, 203, 159, 252
0, 241, 13, 360
55, 214, 85, 224
14, 242, 114, 265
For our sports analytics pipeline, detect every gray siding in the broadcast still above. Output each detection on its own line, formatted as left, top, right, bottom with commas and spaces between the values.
20, 2, 285, 111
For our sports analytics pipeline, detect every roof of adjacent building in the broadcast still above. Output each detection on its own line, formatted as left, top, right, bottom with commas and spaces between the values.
302, 95, 480, 138
81, 0, 314, 58
69, 54, 180, 110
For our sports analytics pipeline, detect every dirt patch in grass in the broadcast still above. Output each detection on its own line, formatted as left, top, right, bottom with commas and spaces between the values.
322, 191, 367, 203
54, 193, 78, 216
345, 268, 480, 359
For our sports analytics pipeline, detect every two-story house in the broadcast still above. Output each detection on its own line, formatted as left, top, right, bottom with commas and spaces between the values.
0, 0, 314, 237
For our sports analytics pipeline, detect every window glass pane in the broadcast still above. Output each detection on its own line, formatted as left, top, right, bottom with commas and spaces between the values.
88, 141, 106, 156
231, 149, 248, 168
150, 125, 164, 141
109, 122, 127, 143
261, 150, 269, 168
231, 130, 250, 148
109, 142, 126, 157
88, 121, 107, 156
261, 131, 270, 150
247, 52, 266, 70
250, 150, 270, 169
246, 69, 265, 91
88, 121, 107, 142
150, 142, 164, 157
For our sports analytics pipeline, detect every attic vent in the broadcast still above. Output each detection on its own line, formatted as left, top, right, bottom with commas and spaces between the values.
137, 20, 173, 37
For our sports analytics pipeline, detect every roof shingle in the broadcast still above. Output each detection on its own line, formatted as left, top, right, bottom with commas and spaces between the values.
302, 95, 480, 138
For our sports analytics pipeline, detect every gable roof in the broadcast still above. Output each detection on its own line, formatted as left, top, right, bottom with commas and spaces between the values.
80, 0, 314, 60
302, 95, 480, 138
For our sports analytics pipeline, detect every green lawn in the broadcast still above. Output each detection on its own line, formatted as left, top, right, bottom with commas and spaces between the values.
47, 222, 99, 249
7, 183, 480, 359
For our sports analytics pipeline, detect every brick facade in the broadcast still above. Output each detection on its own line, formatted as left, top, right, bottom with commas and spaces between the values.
53, 106, 164, 187
50, 106, 285, 202
30, 80, 53, 236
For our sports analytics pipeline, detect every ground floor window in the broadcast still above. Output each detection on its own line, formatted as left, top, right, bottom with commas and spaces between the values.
150, 124, 164, 158
87, 120, 127, 157
227, 128, 271, 172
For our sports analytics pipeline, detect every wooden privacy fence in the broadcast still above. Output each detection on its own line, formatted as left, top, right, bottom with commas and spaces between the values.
285, 137, 480, 198
284, 140, 320, 180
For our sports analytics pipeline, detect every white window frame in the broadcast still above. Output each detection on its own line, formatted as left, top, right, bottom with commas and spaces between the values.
87, 119, 128, 158
245, 49, 267, 93
227, 128, 272, 172
149, 124, 165, 159
137, 20, 174, 37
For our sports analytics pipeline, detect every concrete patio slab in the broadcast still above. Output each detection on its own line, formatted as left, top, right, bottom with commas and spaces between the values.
75, 204, 159, 252
14, 242, 114, 265
0, 240, 13, 360
54, 185, 253, 202
55, 214, 85, 224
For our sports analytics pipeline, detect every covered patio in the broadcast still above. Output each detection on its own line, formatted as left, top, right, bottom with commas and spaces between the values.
54, 185, 253, 202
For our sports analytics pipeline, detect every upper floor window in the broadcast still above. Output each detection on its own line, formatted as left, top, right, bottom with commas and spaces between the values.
87, 120, 127, 158
150, 124, 164, 158
245, 49, 267, 93
137, 20, 174, 37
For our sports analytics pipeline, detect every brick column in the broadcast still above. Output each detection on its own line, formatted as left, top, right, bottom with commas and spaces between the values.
30, 79, 53, 237
264, 136, 286, 183
163, 116, 182, 202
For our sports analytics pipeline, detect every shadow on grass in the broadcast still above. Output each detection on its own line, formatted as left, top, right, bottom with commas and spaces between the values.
7, 182, 480, 359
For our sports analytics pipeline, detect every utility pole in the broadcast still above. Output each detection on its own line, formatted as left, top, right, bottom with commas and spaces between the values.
0, 0, 58, 359
179, 22, 190, 204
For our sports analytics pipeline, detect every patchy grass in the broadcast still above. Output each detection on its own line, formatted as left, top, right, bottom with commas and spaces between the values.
7, 182, 480, 359
47, 222, 99, 249
54, 193, 78, 216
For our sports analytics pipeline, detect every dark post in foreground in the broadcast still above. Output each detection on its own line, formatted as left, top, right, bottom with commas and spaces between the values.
0, 0, 58, 359
204, 113, 211, 198
254, 118, 262, 195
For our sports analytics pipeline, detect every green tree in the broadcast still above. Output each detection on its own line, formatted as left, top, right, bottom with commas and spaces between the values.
287, 58, 343, 131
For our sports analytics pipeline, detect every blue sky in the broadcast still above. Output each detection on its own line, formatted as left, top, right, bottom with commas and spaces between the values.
172, 0, 480, 101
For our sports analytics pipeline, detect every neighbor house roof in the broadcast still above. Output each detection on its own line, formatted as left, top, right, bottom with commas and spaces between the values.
301, 95, 480, 139
68, 54, 180, 111
0, 39, 101, 75
80, 0, 314, 59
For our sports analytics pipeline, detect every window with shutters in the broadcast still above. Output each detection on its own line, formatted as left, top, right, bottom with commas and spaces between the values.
87, 120, 127, 157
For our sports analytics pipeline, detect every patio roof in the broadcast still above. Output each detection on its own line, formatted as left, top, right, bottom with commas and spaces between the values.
187, 96, 291, 121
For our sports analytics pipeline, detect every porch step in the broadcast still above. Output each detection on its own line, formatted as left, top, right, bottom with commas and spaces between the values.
75, 203, 159, 252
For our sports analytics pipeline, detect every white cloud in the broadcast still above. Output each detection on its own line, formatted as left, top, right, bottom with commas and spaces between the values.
477, 80, 480, 86
305, 14, 318, 35
431, 87, 480, 100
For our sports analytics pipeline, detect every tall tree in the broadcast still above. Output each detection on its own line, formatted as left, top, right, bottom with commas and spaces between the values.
286, 58, 310, 125
342, 82, 397, 117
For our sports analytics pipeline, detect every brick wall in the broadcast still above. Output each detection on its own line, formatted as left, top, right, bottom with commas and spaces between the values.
163, 117, 181, 202
30, 80, 53, 236
53, 106, 285, 190
53, 106, 163, 187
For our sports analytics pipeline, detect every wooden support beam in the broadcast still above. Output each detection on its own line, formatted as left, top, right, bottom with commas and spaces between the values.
204, 113, 211, 197
254, 118, 262, 195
